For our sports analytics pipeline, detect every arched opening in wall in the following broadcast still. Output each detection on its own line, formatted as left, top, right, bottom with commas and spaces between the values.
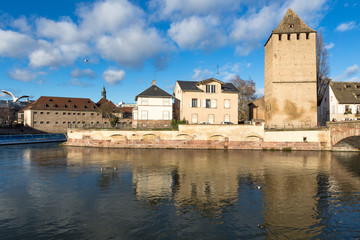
333, 136, 360, 150
245, 135, 263, 142
110, 134, 126, 141
175, 134, 192, 141
209, 135, 226, 141
142, 134, 158, 142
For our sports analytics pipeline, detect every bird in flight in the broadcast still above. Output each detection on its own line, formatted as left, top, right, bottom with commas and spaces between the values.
1, 90, 29, 103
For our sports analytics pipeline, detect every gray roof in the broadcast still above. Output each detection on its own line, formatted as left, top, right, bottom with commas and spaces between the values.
330, 81, 360, 104
176, 80, 239, 93
273, 9, 316, 34
135, 85, 173, 100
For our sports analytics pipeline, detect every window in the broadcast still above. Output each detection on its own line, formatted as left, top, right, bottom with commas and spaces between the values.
345, 105, 352, 114
55, 122, 58, 124
68, 113, 71, 115
34, 112, 37, 114
279, 34, 282, 41
287, 34, 290, 40
91, 113, 94, 116
191, 98, 198, 108
63, 121, 66, 124
40, 121, 44, 124
191, 114, 198, 123
63, 112, 66, 115
73, 113, 76, 115
46, 121, 50, 124
55, 112, 58, 115
34, 121, 37, 124
306, 33, 309, 39
163, 111, 170, 120
141, 110, 148, 120
211, 99, 217, 108
40, 112, 44, 115
297, 33, 300, 40
224, 99, 230, 108
206, 85, 210, 93
205, 99, 211, 108
208, 114, 214, 124
224, 114, 230, 122
142, 98, 148, 105
211, 85, 216, 93
289, 24, 294, 28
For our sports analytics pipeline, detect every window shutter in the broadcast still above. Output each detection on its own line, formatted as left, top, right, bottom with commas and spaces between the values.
197, 99, 200, 108
211, 99, 217, 108
203, 99, 206, 108
190, 99, 192, 107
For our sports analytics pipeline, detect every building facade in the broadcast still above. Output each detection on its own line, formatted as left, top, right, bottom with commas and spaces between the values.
318, 81, 360, 125
133, 81, 173, 128
23, 96, 105, 133
264, 9, 317, 129
173, 78, 239, 124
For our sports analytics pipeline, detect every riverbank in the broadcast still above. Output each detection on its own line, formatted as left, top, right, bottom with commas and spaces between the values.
65, 124, 339, 151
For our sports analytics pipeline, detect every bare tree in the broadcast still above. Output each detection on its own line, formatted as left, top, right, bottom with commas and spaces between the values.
231, 75, 257, 122
316, 32, 330, 97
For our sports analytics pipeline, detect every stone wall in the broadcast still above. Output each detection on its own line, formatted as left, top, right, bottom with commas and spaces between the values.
66, 124, 333, 151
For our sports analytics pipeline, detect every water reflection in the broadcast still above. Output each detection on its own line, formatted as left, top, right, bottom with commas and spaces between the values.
0, 144, 359, 239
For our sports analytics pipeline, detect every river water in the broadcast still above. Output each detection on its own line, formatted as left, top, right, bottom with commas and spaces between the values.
0, 143, 360, 239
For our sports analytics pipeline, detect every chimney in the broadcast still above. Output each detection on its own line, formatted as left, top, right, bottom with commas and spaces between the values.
152, 80, 156, 86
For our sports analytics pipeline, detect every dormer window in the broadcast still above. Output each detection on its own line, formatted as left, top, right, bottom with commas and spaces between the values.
356, 85, 360, 89
72, 105, 77, 109
49, 98, 53, 102
63, 104, 68, 108
83, 105, 88, 109
289, 24, 294, 28
206, 85, 216, 93
356, 94, 360, 99
344, 84, 351, 89
44, 103, 49, 108
67, 99, 72, 102
53, 104, 58, 108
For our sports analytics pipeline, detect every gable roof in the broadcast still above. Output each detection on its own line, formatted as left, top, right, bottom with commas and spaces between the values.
330, 81, 360, 104
96, 98, 119, 112
23, 96, 100, 112
135, 85, 173, 100
176, 80, 239, 93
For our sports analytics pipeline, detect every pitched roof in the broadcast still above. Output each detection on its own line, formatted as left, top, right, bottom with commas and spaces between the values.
330, 81, 360, 104
23, 96, 100, 112
120, 106, 133, 113
265, 8, 316, 46
96, 98, 118, 112
273, 9, 316, 34
135, 85, 173, 100
176, 80, 239, 93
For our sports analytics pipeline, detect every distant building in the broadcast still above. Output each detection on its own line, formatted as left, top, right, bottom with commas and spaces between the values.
0, 100, 33, 125
173, 78, 239, 124
264, 9, 317, 129
248, 97, 265, 123
22, 96, 105, 133
318, 81, 360, 125
132, 80, 173, 128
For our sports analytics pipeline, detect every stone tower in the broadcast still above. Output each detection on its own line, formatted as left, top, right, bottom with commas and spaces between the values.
101, 86, 106, 99
264, 9, 317, 129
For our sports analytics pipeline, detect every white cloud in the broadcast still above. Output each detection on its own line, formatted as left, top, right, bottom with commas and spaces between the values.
192, 68, 213, 80
149, 0, 240, 19
345, 64, 359, 77
256, 87, 264, 97
96, 26, 169, 67
102, 69, 126, 85
36, 17, 82, 44
78, 0, 144, 37
71, 68, 97, 79
8, 68, 46, 82
29, 40, 88, 68
336, 21, 357, 32
0, 29, 35, 58
325, 42, 334, 49
69, 79, 91, 87
168, 16, 226, 50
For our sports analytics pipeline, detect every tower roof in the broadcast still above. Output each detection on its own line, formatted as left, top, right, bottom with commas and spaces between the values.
272, 9, 316, 34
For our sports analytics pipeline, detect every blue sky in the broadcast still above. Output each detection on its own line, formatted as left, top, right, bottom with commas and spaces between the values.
0, 0, 359, 104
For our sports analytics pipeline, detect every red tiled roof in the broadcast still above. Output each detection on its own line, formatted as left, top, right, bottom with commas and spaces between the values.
96, 98, 119, 112
24, 96, 100, 112
120, 107, 133, 113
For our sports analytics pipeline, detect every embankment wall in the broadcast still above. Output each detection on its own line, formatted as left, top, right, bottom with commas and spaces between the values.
65, 125, 332, 151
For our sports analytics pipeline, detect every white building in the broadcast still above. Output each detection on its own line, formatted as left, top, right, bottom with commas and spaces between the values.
132, 80, 173, 128
318, 81, 360, 125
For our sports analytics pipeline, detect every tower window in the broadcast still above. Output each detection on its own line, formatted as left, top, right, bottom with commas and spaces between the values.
297, 33, 300, 40
289, 24, 294, 28
306, 33, 309, 39
287, 34, 290, 40
278, 34, 282, 41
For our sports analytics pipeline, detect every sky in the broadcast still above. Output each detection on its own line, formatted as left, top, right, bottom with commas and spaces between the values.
0, 0, 359, 105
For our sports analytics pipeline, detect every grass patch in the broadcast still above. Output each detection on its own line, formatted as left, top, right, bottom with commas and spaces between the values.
282, 147, 292, 152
